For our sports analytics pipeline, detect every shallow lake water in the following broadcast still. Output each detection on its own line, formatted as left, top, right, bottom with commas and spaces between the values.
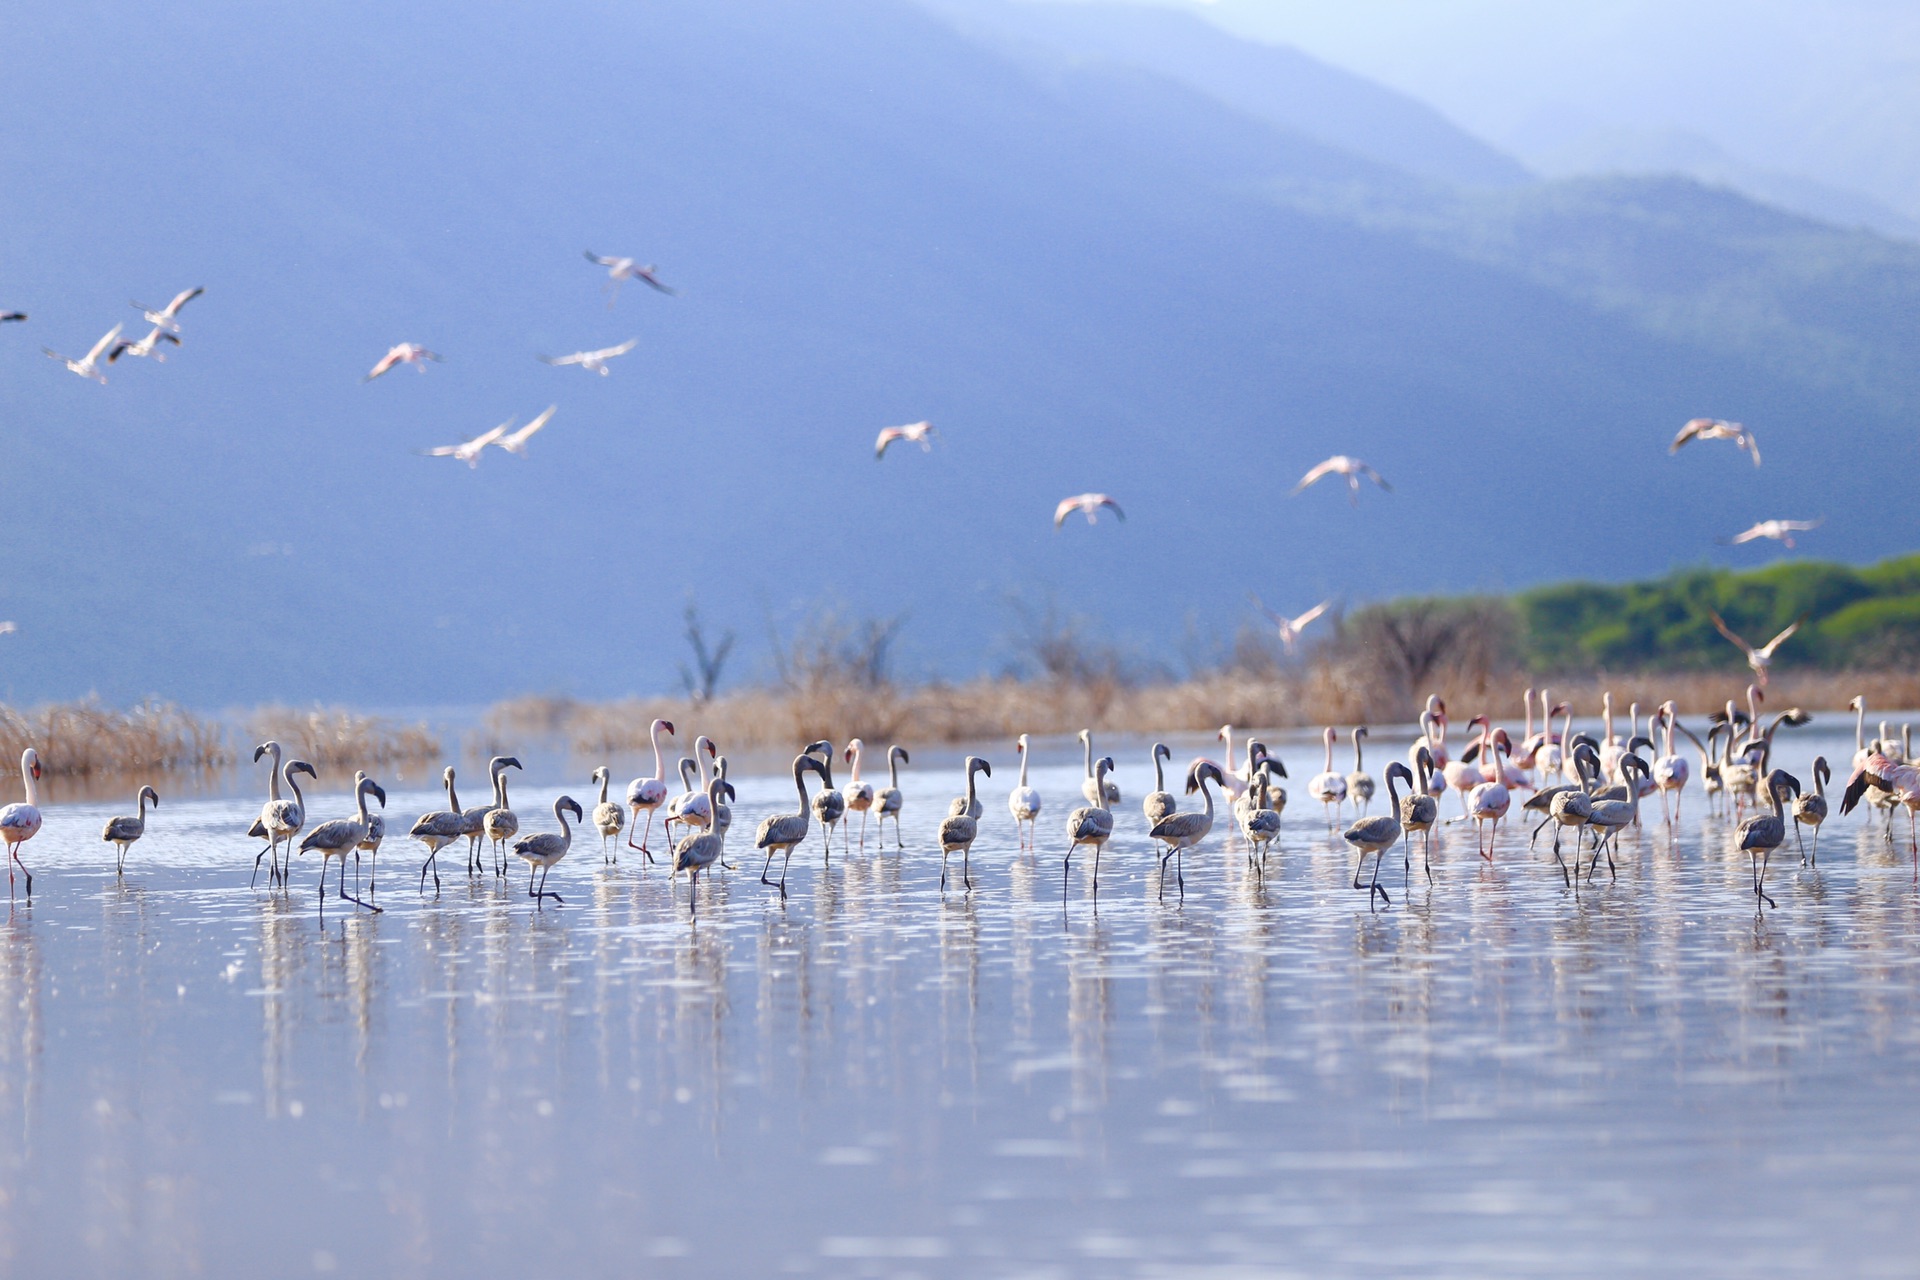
1, 722, 1918, 1277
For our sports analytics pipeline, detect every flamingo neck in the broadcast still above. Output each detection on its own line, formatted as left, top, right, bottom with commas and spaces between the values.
1017, 744, 1030, 788
651, 723, 666, 781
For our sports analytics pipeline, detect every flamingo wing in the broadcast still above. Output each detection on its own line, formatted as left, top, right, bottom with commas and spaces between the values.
84, 324, 124, 363
1355, 461, 1391, 491
1757, 616, 1805, 659
1670, 418, 1713, 452
875, 427, 903, 460
163, 286, 204, 318
1742, 430, 1761, 466
1707, 610, 1754, 655
1291, 599, 1332, 631
1291, 457, 1341, 493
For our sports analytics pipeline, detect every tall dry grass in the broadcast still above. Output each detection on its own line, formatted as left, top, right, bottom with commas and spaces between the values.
0, 699, 231, 777
247, 706, 441, 768
488, 666, 1920, 756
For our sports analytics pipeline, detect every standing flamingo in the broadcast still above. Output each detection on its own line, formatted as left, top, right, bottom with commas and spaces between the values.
1008, 735, 1043, 850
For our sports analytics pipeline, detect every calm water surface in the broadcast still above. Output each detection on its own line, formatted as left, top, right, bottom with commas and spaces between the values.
1, 724, 1918, 1277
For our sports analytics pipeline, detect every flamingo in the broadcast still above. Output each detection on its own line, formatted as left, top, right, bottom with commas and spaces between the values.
1291, 455, 1390, 504
1708, 611, 1805, 687
1248, 595, 1332, 653
493, 406, 556, 455
583, 251, 675, 303
1053, 493, 1124, 528
1792, 758, 1829, 866
806, 740, 846, 857
938, 757, 991, 892
538, 340, 636, 376
1306, 727, 1348, 828
590, 768, 625, 862
1399, 747, 1439, 887
1721, 519, 1822, 548
1346, 727, 1375, 815
1842, 751, 1920, 876
107, 325, 181, 363
1062, 756, 1115, 901
1343, 762, 1414, 908
626, 718, 675, 858
671, 781, 727, 916
44, 324, 122, 383
410, 767, 466, 891
131, 286, 203, 333
873, 745, 909, 849
874, 421, 936, 459
1077, 730, 1121, 805
297, 774, 387, 917
757, 751, 831, 896
1670, 417, 1760, 466
102, 785, 160, 875
421, 422, 509, 468
1143, 743, 1177, 826
1, 311, 24, 323
365, 342, 440, 380
1, 749, 45, 898
462, 757, 519, 874
1442, 716, 1490, 818
1650, 701, 1692, 823
844, 739, 877, 850
1149, 761, 1224, 902
515, 796, 584, 908
1008, 735, 1043, 850
1464, 721, 1510, 861
1739, 771, 1798, 908
1585, 756, 1650, 883
1241, 762, 1284, 878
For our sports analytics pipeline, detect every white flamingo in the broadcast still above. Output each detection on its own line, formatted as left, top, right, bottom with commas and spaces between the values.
1670, 417, 1760, 466
1708, 611, 1805, 687
421, 422, 509, 468
538, 339, 636, 375
1248, 595, 1332, 653
107, 325, 180, 363
1008, 734, 1043, 850
583, 251, 675, 303
1307, 727, 1348, 828
44, 324, 123, 384
1720, 519, 1822, 549
366, 343, 440, 380
1291, 455, 1390, 504
130, 286, 203, 333
844, 739, 877, 850
1, 749, 45, 899
874, 421, 936, 459
1052, 493, 1124, 528
627, 718, 675, 859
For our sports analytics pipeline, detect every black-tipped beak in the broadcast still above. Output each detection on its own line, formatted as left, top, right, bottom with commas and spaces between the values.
504, 757, 523, 771
252, 745, 267, 762
370, 782, 388, 807
663, 721, 676, 736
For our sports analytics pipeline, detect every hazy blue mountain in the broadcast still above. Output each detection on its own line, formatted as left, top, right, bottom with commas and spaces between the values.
916, 0, 1534, 189
1, 0, 1916, 708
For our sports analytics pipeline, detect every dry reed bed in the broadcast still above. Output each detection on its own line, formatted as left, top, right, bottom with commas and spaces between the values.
488, 669, 1920, 757
247, 707, 441, 768
0, 700, 231, 777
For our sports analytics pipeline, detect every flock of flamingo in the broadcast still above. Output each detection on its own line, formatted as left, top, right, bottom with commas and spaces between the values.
2, 691, 1916, 918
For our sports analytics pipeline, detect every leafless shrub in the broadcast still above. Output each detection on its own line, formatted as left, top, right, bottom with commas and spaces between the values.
678, 602, 735, 704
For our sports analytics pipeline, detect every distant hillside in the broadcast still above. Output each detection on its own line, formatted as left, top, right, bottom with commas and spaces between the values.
1517, 554, 1920, 674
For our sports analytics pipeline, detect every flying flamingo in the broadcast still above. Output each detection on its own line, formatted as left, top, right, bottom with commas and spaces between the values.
538, 339, 636, 376
1248, 595, 1331, 652
1053, 494, 1123, 528
1291, 456, 1390, 505
583, 251, 675, 304
130, 286, 203, 333
1, 312, 24, 323
493, 406, 557, 455
420, 422, 509, 468
1708, 611, 1805, 687
366, 343, 440, 381
107, 325, 180, 363
44, 324, 123, 384
1670, 418, 1760, 466
1720, 519, 1822, 549
874, 420, 936, 459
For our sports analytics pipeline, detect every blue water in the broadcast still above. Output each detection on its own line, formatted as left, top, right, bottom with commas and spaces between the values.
0, 722, 1916, 1277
